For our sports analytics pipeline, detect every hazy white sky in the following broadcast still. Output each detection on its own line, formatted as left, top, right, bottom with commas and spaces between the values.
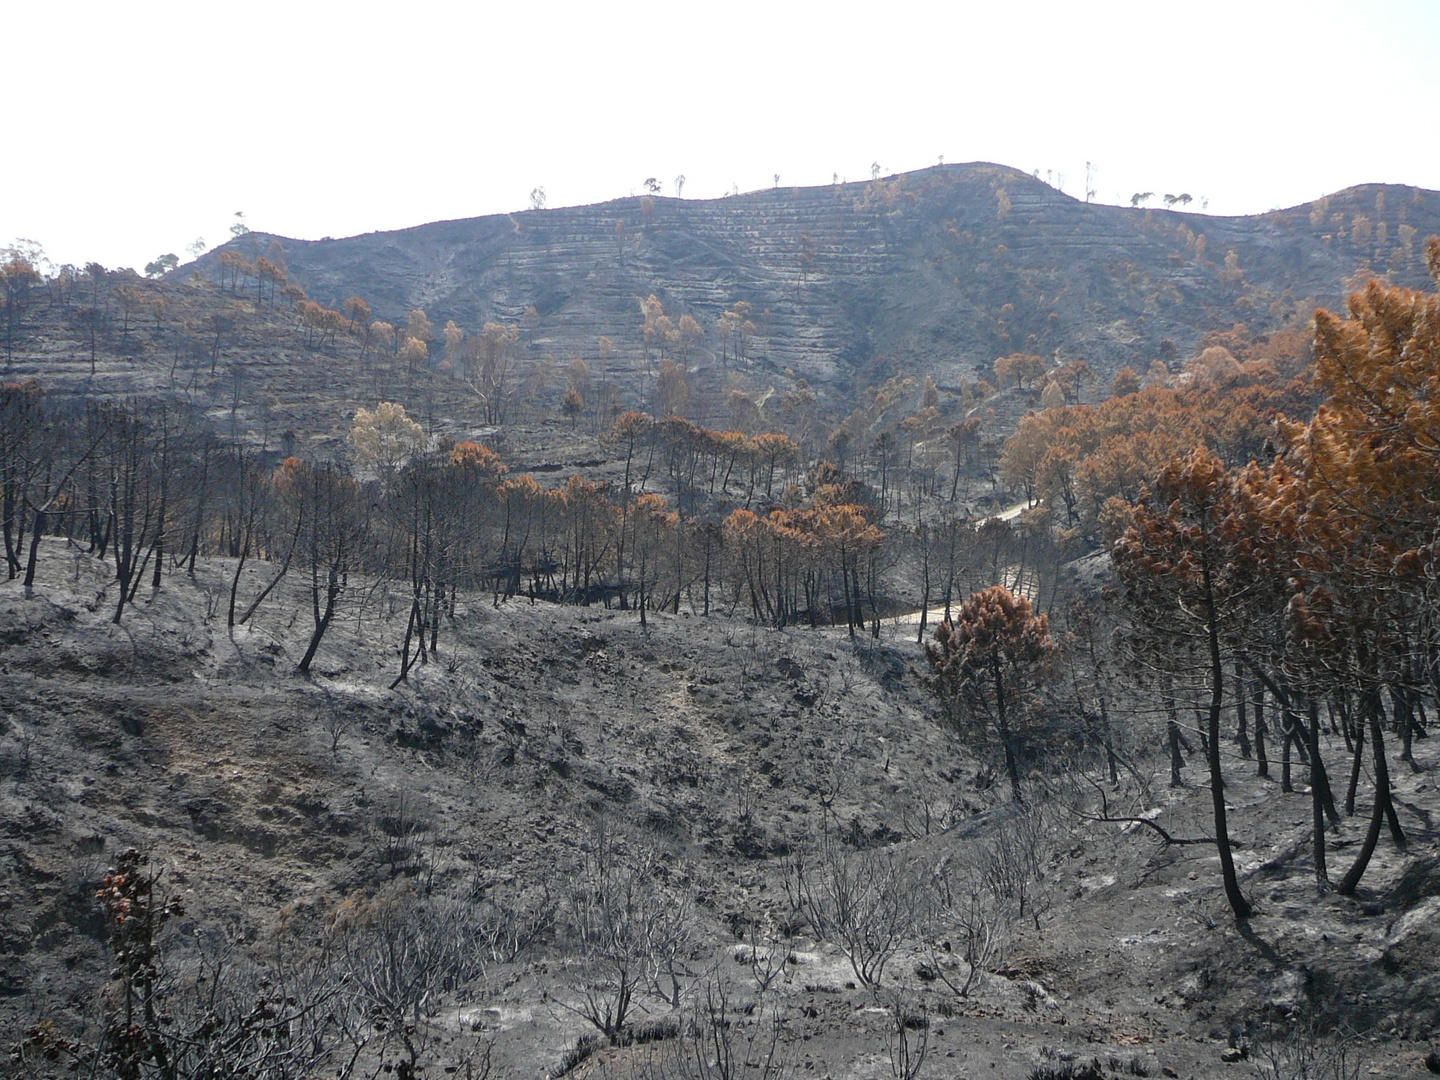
6, 0, 1438, 271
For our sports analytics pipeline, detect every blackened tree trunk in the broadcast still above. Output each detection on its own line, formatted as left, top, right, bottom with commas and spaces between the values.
1235, 660, 1252, 757
1338, 687, 1403, 895
298, 565, 342, 674
1201, 556, 1251, 920
1253, 681, 1269, 778
1306, 702, 1330, 891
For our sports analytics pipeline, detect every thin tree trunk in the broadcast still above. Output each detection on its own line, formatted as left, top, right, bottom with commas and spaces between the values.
22, 506, 45, 589
917, 527, 931, 645
994, 658, 1024, 805
1338, 691, 1397, 895
1345, 709, 1366, 817
298, 571, 340, 673
237, 514, 301, 625
1235, 660, 1252, 758
1281, 713, 1294, 793
1100, 696, 1119, 784
1307, 702, 1329, 891
1202, 559, 1250, 920
390, 597, 422, 688
1253, 682, 1269, 778
1369, 692, 1407, 846
150, 414, 168, 590
227, 540, 249, 627
1309, 702, 1341, 826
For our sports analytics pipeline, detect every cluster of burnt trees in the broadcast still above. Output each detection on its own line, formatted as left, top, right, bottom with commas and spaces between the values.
3, 241, 1031, 532
3, 380, 942, 670
1110, 245, 1440, 916
929, 241, 1440, 920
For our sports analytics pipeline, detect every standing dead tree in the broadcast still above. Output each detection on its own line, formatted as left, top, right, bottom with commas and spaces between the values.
1113, 448, 1254, 920
291, 461, 370, 674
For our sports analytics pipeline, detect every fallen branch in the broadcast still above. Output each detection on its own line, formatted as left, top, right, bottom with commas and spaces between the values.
1077, 773, 1216, 846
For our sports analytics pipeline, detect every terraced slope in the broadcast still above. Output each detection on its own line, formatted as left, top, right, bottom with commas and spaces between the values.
202, 163, 1440, 401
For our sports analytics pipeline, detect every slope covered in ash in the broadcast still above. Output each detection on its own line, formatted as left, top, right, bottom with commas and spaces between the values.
3, 542, 1439, 1079
199, 164, 1440, 400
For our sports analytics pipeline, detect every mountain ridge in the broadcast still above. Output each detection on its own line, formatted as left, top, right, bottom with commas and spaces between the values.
195, 162, 1440, 408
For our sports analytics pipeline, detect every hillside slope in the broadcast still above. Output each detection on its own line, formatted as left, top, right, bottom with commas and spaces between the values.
201, 163, 1440, 400
3, 543, 1438, 1079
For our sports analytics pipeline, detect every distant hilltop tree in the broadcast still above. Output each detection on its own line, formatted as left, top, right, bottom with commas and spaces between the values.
143, 253, 178, 278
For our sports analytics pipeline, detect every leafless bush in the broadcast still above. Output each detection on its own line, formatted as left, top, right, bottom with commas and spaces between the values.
915, 802, 1063, 999
367, 790, 429, 878
453, 723, 495, 786
788, 838, 917, 990
1246, 1016, 1366, 1080
329, 880, 507, 1078
646, 885, 701, 1009
601, 977, 790, 1080
973, 803, 1059, 933
734, 783, 760, 830
554, 825, 701, 1044
897, 773, 971, 839
885, 993, 929, 1080
334, 884, 461, 1006
920, 851, 1009, 997
735, 919, 793, 996
463, 873, 556, 964
496, 717, 526, 770
832, 653, 861, 697
322, 707, 349, 758
175, 925, 359, 1079
14, 850, 384, 1080
201, 581, 224, 623
680, 978, 789, 1080
808, 733, 867, 830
